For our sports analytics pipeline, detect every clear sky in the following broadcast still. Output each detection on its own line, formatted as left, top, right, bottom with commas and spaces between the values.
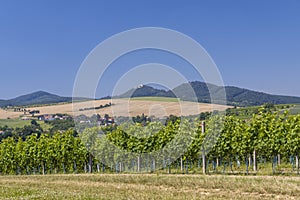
0, 0, 299, 99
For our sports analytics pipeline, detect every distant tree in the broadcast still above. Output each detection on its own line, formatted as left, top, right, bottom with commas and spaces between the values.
263, 103, 275, 110
49, 118, 75, 134
31, 120, 39, 127
96, 114, 101, 121
165, 115, 180, 125
200, 112, 211, 120
132, 114, 151, 126
212, 110, 219, 115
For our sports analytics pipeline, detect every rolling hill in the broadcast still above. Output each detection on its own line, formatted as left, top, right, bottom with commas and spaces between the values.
0, 91, 80, 107
117, 85, 176, 98
0, 97, 231, 119
1, 81, 300, 108
118, 81, 300, 107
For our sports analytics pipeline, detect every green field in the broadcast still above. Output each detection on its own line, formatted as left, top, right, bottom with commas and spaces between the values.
289, 104, 300, 115
0, 118, 51, 130
130, 96, 180, 102
0, 174, 299, 200
0, 118, 31, 128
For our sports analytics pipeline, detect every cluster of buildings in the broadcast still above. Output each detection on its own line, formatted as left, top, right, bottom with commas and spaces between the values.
79, 117, 115, 126
37, 114, 70, 121
98, 117, 115, 126
20, 113, 71, 121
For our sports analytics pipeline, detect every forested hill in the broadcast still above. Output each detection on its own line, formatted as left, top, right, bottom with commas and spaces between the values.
117, 85, 176, 99
0, 91, 82, 107
118, 81, 300, 107
1, 82, 300, 107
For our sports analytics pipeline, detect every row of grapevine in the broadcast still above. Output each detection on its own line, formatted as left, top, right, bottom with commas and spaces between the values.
78, 108, 300, 174
205, 110, 300, 174
0, 131, 89, 175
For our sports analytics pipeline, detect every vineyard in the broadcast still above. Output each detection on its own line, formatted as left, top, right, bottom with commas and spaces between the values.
0, 107, 299, 175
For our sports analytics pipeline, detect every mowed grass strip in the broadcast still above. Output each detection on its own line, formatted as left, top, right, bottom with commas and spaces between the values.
0, 119, 31, 128
0, 119, 51, 130
0, 174, 299, 200
130, 97, 180, 102
289, 104, 300, 115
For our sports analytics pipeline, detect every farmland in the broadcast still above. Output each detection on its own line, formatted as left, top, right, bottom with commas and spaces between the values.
289, 104, 300, 115
0, 118, 31, 128
0, 97, 231, 120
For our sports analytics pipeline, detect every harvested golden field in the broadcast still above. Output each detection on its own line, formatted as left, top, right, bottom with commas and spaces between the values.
0, 109, 20, 119
0, 174, 299, 200
0, 97, 231, 119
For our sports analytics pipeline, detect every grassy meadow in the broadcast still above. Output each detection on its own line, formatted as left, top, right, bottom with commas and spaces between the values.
0, 118, 51, 131
289, 104, 300, 115
0, 174, 299, 200
130, 96, 181, 102
0, 118, 31, 128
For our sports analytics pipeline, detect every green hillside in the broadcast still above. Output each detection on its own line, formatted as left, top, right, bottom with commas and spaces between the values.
0, 91, 90, 107
118, 81, 300, 107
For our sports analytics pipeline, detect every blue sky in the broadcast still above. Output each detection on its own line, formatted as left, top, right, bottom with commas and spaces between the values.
0, 0, 299, 99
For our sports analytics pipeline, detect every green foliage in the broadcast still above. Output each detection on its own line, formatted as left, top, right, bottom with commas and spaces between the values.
132, 113, 151, 125
0, 130, 88, 175
46, 118, 76, 134
0, 107, 300, 175
79, 102, 112, 111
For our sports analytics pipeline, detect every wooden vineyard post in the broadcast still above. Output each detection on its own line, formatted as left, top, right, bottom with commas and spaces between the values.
152, 159, 156, 172
97, 163, 100, 173
180, 156, 183, 172
201, 121, 206, 174
296, 153, 299, 175
253, 150, 257, 172
137, 155, 141, 172
119, 162, 122, 173
89, 153, 93, 173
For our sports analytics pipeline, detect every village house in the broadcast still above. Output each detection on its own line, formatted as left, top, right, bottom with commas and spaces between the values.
38, 114, 55, 121
37, 114, 71, 121
97, 117, 115, 126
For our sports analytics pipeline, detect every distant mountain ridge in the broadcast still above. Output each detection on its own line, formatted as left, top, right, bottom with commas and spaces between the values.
118, 81, 300, 107
1, 82, 300, 107
118, 85, 176, 99
0, 91, 88, 107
